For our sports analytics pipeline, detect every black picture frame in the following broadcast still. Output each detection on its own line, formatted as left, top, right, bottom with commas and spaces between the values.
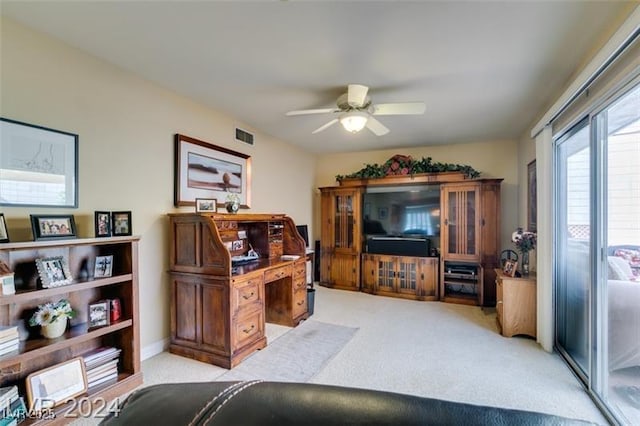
88, 300, 110, 329
30, 214, 77, 241
0, 117, 79, 208
94, 211, 112, 237
0, 213, 9, 243
111, 211, 132, 236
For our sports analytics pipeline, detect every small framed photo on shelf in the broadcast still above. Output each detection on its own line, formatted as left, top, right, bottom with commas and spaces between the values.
35, 256, 73, 288
94, 255, 113, 278
26, 357, 87, 411
0, 213, 10, 243
503, 259, 518, 277
88, 300, 110, 328
30, 214, 77, 241
195, 198, 217, 213
94, 211, 112, 237
112, 211, 132, 236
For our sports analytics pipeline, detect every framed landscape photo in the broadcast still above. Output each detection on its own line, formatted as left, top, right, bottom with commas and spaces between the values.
94, 255, 113, 278
0, 213, 9, 243
94, 211, 112, 237
112, 211, 132, 236
195, 198, 217, 213
30, 214, 77, 241
26, 357, 87, 411
36, 256, 73, 288
174, 134, 252, 208
0, 118, 78, 208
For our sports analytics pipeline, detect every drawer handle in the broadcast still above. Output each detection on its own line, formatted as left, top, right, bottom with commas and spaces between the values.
242, 292, 255, 300
297, 300, 305, 306
242, 324, 255, 334
496, 301, 503, 305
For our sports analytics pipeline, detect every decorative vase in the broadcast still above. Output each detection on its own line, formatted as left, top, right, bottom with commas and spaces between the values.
225, 199, 239, 214
522, 251, 530, 276
41, 317, 67, 339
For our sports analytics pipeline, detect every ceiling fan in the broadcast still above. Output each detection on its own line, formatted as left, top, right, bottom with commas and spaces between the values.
285, 84, 426, 136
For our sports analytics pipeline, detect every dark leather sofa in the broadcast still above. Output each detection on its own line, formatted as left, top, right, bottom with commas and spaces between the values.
101, 381, 594, 425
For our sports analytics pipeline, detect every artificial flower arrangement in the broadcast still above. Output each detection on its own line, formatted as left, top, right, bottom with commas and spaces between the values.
511, 228, 537, 254
29, 299, 76, 327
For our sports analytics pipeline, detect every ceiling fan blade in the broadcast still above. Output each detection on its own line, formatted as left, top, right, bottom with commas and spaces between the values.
286, 108, 335, 116
372, 102, 426, 115
312, 118, 339, 134
347, 84, 369, 107
365, 116, 389, 136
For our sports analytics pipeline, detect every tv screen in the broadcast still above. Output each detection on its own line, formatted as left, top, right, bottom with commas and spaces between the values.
363, 185, 440, 237
296, 225, 309, 247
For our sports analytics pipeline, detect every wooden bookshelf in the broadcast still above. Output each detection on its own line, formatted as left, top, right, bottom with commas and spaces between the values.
0, 236, 141, 424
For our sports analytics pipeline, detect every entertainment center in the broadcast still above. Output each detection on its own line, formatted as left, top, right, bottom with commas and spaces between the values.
320, 172, 502, 306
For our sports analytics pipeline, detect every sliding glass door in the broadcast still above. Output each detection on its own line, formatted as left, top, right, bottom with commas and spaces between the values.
555, 80, 639, 425
555, 120, 591, 378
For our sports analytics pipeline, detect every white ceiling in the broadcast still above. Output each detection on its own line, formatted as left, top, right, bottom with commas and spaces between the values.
1, 1, 634, 154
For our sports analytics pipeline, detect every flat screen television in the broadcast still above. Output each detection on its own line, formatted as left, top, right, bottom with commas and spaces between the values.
296, 224, 309, 247
363, 185, 440, 237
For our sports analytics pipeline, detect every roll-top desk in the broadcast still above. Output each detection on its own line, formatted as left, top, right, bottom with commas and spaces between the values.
168, 213, 308, 368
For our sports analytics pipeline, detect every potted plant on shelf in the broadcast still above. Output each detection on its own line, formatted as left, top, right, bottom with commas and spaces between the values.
29, 299, 76, 339
512, 228, 537, 276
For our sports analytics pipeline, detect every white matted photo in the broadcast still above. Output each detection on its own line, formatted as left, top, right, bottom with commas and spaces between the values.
26, 357, 87, 411
195, 198, 217, 213
89, 300, 110, 328
94, 255, 113, 278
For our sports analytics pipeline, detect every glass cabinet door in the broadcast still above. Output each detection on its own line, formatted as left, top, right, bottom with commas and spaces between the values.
442, 184, 481, 260
333, 190, 359, 252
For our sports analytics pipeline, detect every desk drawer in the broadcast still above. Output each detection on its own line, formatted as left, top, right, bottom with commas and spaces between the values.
293, 275, 307, 292
292, 288, 307, 318
293, 261, 306, 279
232, 276, 264, 314
233, 310, 265, 350
264, 264, 292, 283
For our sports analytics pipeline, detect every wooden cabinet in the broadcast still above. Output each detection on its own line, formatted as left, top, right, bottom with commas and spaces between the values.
320, 187, 363, 291
169, 213, 307, 369
0, 236, 142, 422
361, 254, 437, 301
440, 179, 502, 306
495, 269, 536, 338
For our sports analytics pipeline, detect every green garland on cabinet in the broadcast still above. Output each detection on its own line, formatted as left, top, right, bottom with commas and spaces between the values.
335, 154, 481, 181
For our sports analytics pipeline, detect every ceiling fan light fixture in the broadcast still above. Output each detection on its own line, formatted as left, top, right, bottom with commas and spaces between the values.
340, 111, 368, 133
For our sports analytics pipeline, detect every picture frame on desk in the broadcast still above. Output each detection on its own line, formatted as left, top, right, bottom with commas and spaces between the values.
35, 256, 73, 288
30, 214, 77, 241
174, 133, 252, 209
503, 259, 518, 277
0, 117, 78, 208
26, 357, 87, 411
195, 198, 217, 213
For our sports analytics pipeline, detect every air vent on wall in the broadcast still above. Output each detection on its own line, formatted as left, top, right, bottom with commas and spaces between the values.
235, 128, 254, 145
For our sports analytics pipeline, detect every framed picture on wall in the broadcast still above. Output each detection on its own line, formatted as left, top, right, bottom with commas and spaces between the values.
174, 134, 252, 208
0, 118, 78, 208
528, 160, 537, 232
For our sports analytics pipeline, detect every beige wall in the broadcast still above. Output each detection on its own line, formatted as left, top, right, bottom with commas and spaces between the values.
315, 140, 520, 252
0, 18, 315, 355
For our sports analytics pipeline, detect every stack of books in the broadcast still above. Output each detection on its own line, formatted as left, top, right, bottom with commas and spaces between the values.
82, 347, 121, 391
0, 326, 19, 358
0, 386, 26, 425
